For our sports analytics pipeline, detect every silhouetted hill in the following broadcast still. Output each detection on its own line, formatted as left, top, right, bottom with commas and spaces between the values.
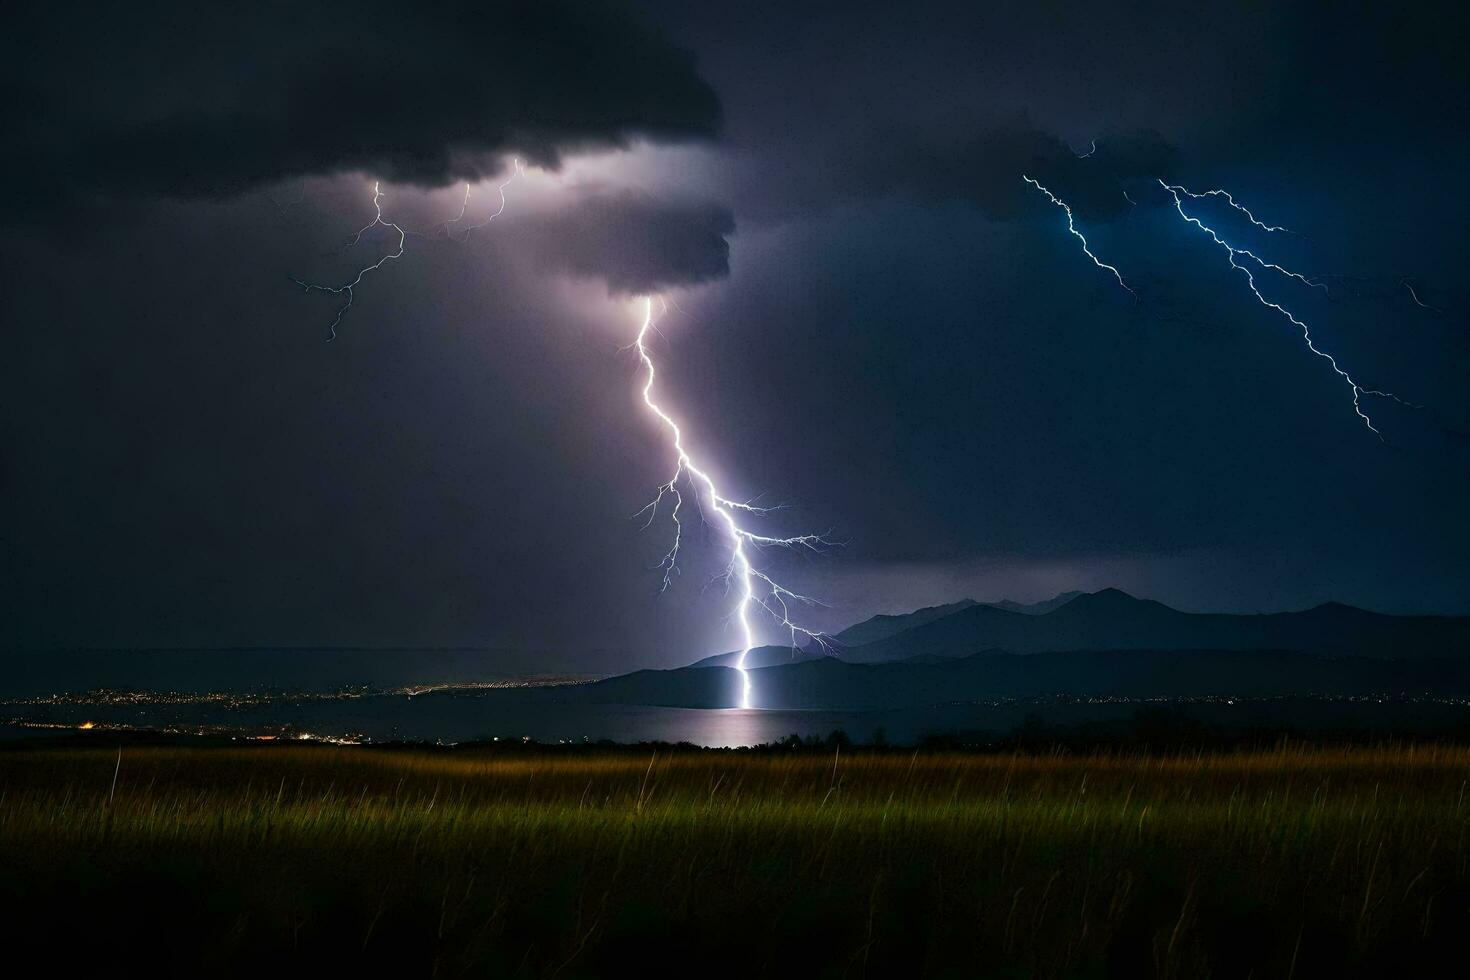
580, 649, 1470, 711
691, 592, 1086, 669
986, 591, 1084, 615
830, 599, 979, 646
688, 644, 828, 670
572, 666, 743, 708
841, 589, 1470, 662
829, 593, 1084, 650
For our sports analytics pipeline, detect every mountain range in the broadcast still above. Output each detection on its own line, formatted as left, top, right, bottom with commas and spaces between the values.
835, 588, 1470, 662
569, 589, 1470, 710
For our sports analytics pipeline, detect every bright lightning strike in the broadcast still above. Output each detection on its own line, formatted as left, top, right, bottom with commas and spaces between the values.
291, 167, 828, 710
1157, 182, 1326, 295
632, 297, 832, 709
1166, 184, 1293, 234
1157, 179, 1408, 436
1022, 175, 1137, 300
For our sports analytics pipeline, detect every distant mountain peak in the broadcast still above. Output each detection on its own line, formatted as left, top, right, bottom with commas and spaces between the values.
831, 598, 979, 647
1064, 588, 1168, 612
986, 591, 1086, 616
1304, 600, 1372, 615
683, 587, 1470, 676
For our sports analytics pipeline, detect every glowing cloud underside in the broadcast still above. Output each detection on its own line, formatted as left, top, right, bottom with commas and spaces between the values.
633, 297, 831, 708
1157, 179, 1409, 437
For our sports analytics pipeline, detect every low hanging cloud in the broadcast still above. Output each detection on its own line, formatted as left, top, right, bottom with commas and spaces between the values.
2, 0, 721, 211
852, 118, 1179, 223
523, 191, 734, 294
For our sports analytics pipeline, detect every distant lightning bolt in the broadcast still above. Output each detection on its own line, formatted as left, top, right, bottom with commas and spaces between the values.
292, 161, 522, 340
632, 297, 832, 709
454, 158, 523, 240
1403, 279, 1443, 313
1073, 139, 1098, 159
1167, 184, 1293, 234
428, 184, 472, 238
1157, 182, 1327, 295
291, 180, 407, 342
1022, 175, 1137, 300
1157, 179, 1409, 436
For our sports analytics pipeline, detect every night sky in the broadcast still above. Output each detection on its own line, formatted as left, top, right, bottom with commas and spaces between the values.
3, 1, 1467, 672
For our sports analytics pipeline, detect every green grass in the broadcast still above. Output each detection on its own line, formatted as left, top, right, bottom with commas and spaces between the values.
3, 743, 1468, 977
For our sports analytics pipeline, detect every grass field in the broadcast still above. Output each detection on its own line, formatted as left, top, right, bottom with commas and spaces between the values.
2, 742, 1468, 978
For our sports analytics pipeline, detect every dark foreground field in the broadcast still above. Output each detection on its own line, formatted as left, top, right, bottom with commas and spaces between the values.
3, 743, 1469, 978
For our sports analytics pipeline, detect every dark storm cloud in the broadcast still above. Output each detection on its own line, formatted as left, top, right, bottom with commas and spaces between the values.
2, 0, 719, 210
646, 1, 1466, 226
3, 0, 1469, 677
525, 191, 734, 294
849, 119, 1179, 222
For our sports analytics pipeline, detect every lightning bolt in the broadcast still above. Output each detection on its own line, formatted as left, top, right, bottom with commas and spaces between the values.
429, 184, 472, 238
293, 167, 826, 707
1157, 182, 1327, 295
292, 161, 523, 340
632, 297, 832, 709
1402, 279, 1442, 313
453, 158, 524, 241
1022, 175, 1137, 300
291, 181, 407, 342
1165, 183, 1294, 234
1157, 179, 1409, 436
